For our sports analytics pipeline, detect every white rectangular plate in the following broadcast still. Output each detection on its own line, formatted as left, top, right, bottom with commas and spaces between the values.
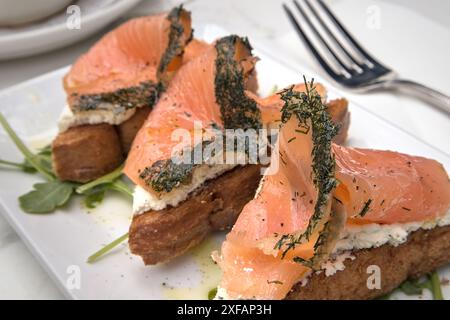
0, 25, 448, 300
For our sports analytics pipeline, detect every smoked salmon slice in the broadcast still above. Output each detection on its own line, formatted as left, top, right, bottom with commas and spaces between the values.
333, 145, 450, 224
215, 82, 450, 300
182, 39, 211, 64
124, 35, 261, 195
64, 6, 192, 113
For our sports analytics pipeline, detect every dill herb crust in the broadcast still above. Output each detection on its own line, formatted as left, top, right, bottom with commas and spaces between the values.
139, 159, 195, 193
72, 81, 159, 112
215, 35, 261, 130
139, 139, 215, 193
157, 5, 193, 89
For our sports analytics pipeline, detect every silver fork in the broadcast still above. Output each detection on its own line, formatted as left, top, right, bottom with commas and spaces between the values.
283, 0, 450, 115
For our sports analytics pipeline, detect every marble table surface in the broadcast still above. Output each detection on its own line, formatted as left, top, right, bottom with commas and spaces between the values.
0, 0, 449, 299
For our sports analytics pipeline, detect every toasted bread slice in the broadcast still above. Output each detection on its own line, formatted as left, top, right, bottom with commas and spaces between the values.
117, 106, 152, 154
52, 105, 150, 183
129, 164, 262, 265
52, 123, 123, 183
286, 225, 450, 300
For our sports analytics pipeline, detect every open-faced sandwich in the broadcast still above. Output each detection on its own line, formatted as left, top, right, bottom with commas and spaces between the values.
213, 82, 450, 300
123, 35, 350, 265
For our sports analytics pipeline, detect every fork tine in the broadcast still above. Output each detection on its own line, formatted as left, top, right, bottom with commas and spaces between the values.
282, 4, 343, 80
291, 0, 355, 75
317, 0, 384, 68
303, 0, 363, 70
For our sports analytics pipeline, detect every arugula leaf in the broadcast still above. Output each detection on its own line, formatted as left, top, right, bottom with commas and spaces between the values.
82, 178, 132, 210
397, 271, 444, 300
0, 113, 132, 216
429, 271, 444, 300
208, 288, 218, 300
24, 145, 53, 173
87, 232, 129, 263
36, 145, 52, 156
83, 186, 107, 209
110, 179, 133, 199
0, 113, 54, 180
76, 164, 124, 194
0, 159, 36, 173
19, 181, 75, 213
399, 279, 423, 295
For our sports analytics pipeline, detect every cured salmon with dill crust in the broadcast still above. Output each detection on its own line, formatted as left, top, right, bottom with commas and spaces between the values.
64, 6, 192, 113
215, 82, 450, 300
124, 35, 261, 195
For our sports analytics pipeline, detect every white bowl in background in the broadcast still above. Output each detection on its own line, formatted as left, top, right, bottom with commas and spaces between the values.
0, 0, 142, 60
0, 0, 73, 27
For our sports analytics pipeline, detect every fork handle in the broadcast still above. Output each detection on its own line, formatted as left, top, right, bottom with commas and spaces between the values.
385, 79, 450, 115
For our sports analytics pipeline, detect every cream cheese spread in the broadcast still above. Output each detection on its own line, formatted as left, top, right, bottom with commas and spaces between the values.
57, 104, 136, 132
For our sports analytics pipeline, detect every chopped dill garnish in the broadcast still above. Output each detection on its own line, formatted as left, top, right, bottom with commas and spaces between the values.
292, 256, 314, 268
333, 196, 343, 204
358, 199, 372, 217
287, 137, 296, 143
294, 127, 310, 135
273, 76, 341, 267
267, 280, 284, 285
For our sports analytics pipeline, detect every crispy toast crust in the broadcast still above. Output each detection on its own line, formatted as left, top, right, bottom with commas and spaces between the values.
286, 225, 450, 300
51, 106, 149, 183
